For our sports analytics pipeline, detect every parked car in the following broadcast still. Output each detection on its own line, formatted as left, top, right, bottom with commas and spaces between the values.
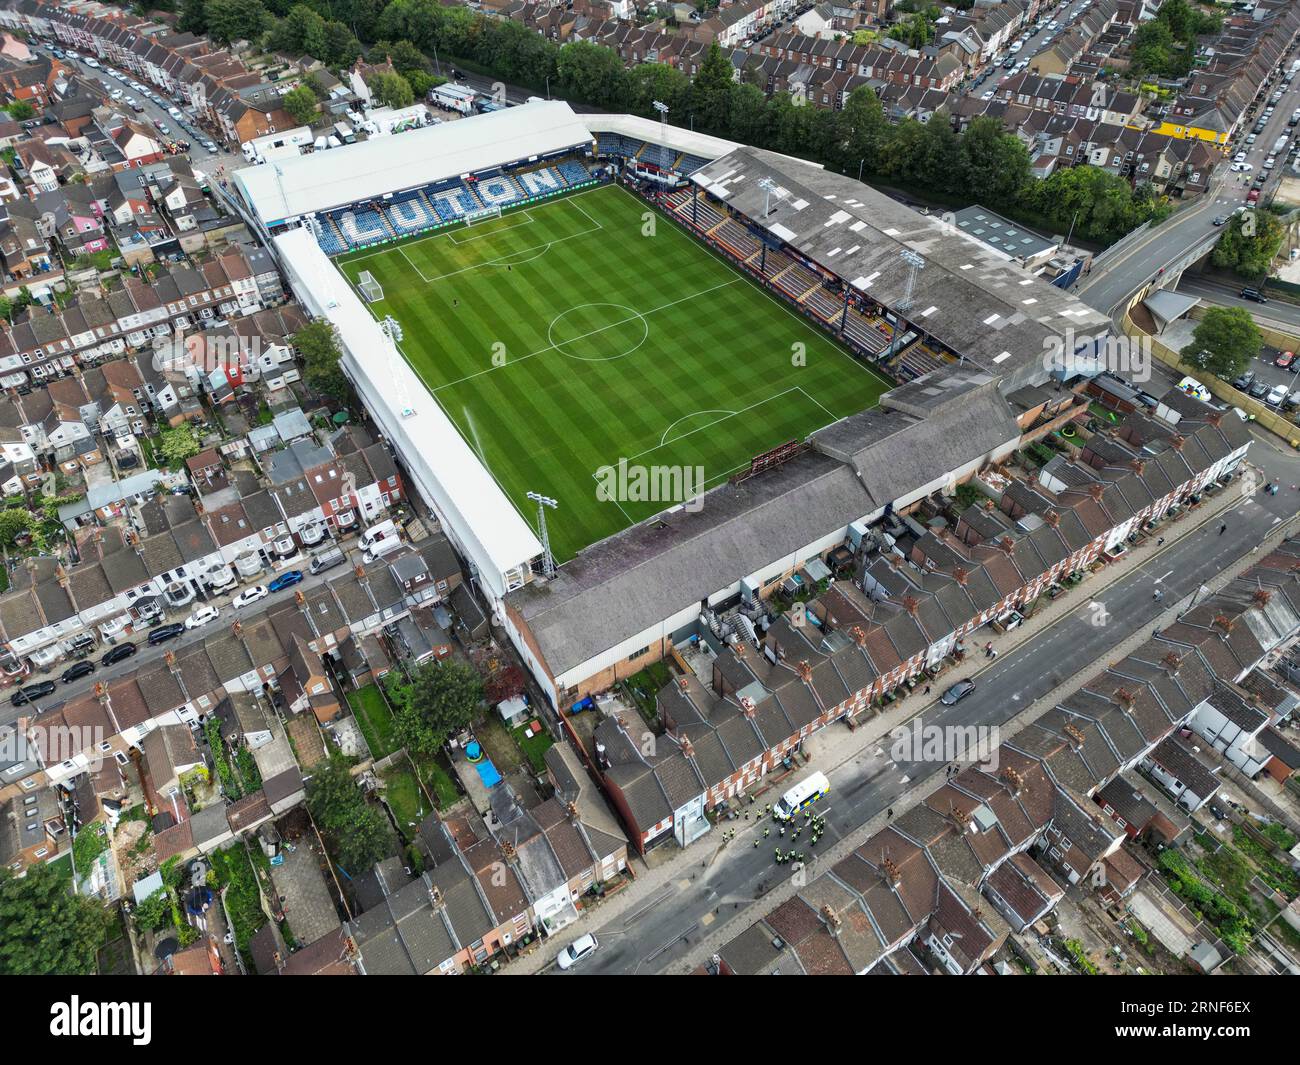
1266, 383, 1288, 406
184, 604, 220, 630
61, 660, 96, 684
1240, 287, 1268, 302
1232, 370, 1256, 390
10, 681, 57, 707
1230, 162, 1253, 172
232, 584, 269, 608
1275, 350, 1295, 368
268, 570, 305, 593
146, 622, 185, 646
1249, 380, 1270, 399
556, 933, 599, 971
940, 679, 976, 706
101, 642, 138, 666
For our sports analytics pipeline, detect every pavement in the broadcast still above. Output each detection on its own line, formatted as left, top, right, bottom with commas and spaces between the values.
515, 436, 1300, 976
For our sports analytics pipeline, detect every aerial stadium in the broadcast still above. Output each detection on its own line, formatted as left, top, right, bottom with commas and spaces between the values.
231, 99, 1113, 708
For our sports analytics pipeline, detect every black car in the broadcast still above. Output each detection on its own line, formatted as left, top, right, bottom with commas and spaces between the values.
101, 642, 138, 666
147, 623, 184, 646
61, 660, 95, 684
10, 680, 57, 707
940, 679, 976, 706
1240, 287, 1268, 303
1213, 215, 1228, 226
1249, 380, 1270, 399
1208, 802, 1228, 821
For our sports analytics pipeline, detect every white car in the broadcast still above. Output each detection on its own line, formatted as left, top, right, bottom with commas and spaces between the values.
556, 933, 598, 971
184, 604, 220, 630
1231, 162, 1253, 171
1266, 384, 1288, 406
168, 106, 182, 118
982, 89, 995, 100
110, 88, 122, 99
231, 585, 269, 609
1234, 151, 1247, 162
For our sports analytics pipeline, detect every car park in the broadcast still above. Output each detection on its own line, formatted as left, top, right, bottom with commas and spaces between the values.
232, 584, 269, 608
147, 622, 185, 646
184, 604, 220, 629
101, 642, 137, 666
268, 570, 305, 593
940, 679, 976, 706
61, 660, 95, 684
10, 681, 57, 707
556, 933, 599, 971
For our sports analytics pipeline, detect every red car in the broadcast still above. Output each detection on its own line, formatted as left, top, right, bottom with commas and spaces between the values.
1276, 351, 1296, 369
1248, 188, 1261, 203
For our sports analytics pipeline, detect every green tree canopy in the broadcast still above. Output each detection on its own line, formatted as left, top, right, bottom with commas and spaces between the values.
293, 319, 351, 402
0, 863, 112, 975
1211, 210, 1285, 282
367, 70, 415, 109
306, 754, 393, 874
1179, 306, 1262, 380
204, 0, 271, 47
282, 84, 318, 126
387, 660, 484, 756
158, 424, 200, 467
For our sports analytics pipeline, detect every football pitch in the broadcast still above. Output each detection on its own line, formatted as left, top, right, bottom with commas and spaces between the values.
337, 184, 888, 562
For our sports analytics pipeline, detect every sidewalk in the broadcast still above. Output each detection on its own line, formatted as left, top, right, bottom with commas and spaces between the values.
505, 468, 1272, 975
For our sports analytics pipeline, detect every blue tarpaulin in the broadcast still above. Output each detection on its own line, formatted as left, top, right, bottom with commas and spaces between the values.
476, 759, 502, 789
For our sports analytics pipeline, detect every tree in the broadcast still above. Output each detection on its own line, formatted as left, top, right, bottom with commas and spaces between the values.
555, 39, 631, 110
158, 424, 200, 467
133, 887, 173, 932
388, 660, 484, 756
282, 84, 318, 126
689, 42, 737, 136
0, 507, 32, 548
293, 320, 350, 402
305, 754, 393, 873
958, 116, 1031, 206
1211, 210, 1284, 282
1179, 306, 1262, 380
484, 664, 526, 705
0, 864, 112, 975
5, 100, 34, 121
177, 0, 208, 34
888, 12, 933, 49
204, 0, 271, 47
367, 70, 414, 109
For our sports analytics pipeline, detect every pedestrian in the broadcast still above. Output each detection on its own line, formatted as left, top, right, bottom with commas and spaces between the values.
924, 685, 931, 696
1219, 523, 1227, 536
984, 641, 993, 657
1156, 537, 1165, 546
887, 807, 893, 820
989, 648, 999, 660
754, 840, 759, 847
764, 827, 770, 838
1153, 589, 1163, 601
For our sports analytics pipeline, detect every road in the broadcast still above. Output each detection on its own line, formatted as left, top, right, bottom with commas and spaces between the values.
560, 440, 1300, 974
37, 43, 246, 179
964, 0, 1091, 99
1076, 47, 1300, 318
0, 546, 359, 729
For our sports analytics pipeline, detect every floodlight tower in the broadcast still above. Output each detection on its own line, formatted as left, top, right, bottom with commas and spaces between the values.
653, 100, 670, 174
758, 176, 778, 219
527, 492, 558, 579
897, 249, 925, 313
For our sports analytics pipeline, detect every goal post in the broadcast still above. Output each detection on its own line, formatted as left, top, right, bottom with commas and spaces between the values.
358, 270, 383, 303
463, 204, 502, 226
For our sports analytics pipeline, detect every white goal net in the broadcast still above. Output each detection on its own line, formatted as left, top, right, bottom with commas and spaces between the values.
358, 270, 383, 302
464, 204, 502, 226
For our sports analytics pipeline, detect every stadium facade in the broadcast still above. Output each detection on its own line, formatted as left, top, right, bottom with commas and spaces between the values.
245, 100, 1127, 714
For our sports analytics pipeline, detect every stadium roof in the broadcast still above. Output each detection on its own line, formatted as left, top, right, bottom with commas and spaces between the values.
582, 112, 744, 162
235, 101, 594, 225
273, 228, 542, 597
691, 147, 1112, 390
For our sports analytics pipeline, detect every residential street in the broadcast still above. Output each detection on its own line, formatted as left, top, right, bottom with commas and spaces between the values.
546, 438, 1300, 975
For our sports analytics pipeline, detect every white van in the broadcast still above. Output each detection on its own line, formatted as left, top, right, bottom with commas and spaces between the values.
359, 520, 401, 563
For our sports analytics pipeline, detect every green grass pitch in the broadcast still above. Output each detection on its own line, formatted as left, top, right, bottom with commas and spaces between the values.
337, 184, 888, 562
